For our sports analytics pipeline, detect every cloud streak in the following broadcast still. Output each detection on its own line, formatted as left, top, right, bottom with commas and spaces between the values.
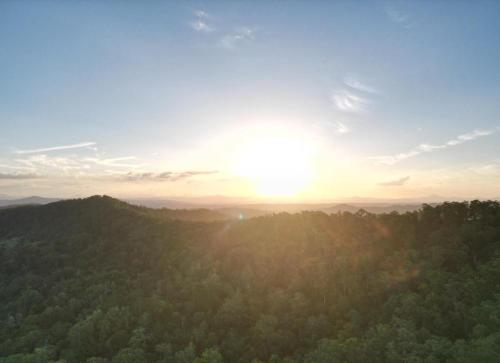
15, 154, 84, 171
332, 90, 369, 113
332, 77, 377, 113
344, 77, 378, 94
218, 27, 255, 49
0, 163, 31, 170
0, 172, 42, 180
84, 156, 140, 168
11, 152, 143, 177
371, 129, 497, 165
15, 142, 96, 155
122, 170, 219, 182
189, 10, 215, 33
378, 176, 410, 186
334, 121, 350, 134
385, 7, 414, 29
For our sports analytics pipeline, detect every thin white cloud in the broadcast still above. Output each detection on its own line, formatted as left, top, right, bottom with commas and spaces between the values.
121, 170, 219, 182
316, 120, 351, 136
385, 6, 414, 29
332, 90, 369, 113
332, 77, 377, 113
344, 77, 378, 94
83, 156, 140, 168
11, 152, 144, 178
371, 129, 498, 165
218, 27, 255, 49
378, 176, 410, 186
14, 142, 96, 155
194, 10, 209, 18
189, 9, 215, 33
334, 121, 350, 134
0, 172, 42, 180
15, 154, 84, 171
469, 162, 500, 176
0, 163, 31, 170
189, 10, 255, 49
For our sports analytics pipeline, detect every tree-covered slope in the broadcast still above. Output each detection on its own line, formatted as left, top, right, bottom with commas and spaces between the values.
0, 196, 499, 362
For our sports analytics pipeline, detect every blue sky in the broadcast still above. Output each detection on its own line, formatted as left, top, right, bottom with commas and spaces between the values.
1, 1, 500, 200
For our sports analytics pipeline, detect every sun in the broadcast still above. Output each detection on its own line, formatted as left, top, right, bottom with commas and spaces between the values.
234, 134, 315, 197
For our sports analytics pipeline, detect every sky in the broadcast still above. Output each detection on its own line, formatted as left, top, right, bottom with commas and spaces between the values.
1, 1, 500, 201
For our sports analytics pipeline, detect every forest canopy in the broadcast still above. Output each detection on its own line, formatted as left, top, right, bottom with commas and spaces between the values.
0, 196, 499, 362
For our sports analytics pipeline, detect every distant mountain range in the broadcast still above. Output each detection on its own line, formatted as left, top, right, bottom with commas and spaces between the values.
0, 194, 496, 217
0, 195, 437, 218
120, 198, 432, 216
0, 196, 61, 208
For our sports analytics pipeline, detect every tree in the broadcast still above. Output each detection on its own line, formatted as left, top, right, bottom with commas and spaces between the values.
175, 343, 197, 363
194, 347, 224, 363
111, 348, 146, 363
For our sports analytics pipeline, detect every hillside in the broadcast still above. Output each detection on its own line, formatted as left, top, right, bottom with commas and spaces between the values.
1, 196, 500, 362
0, 195, 433, 217
0, 196, 61, 208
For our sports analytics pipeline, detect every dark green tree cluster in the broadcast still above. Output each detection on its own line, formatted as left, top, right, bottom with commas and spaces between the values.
0, 196, 499, 362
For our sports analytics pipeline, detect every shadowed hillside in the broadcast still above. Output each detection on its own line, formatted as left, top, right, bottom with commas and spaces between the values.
1, 196, 500, 362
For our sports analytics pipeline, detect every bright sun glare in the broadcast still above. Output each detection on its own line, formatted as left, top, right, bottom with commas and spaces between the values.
234, 134, 315, 197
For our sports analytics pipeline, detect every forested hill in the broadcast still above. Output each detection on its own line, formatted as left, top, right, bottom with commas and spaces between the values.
1, 197, 500, 362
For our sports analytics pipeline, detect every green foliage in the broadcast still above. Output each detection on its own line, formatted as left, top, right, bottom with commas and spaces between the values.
194, 347, 224, 363
175, 343, 197, 363
111, 348, 146, 363
86, 358, 109, 363
1, 196, 500, 362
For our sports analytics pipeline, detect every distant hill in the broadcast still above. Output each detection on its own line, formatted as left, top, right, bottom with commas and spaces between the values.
0, 197, 432, 216
128, 199, 429, 216
0, 194, 480, 216
0, 196, 61, 208
127, 195, 255, 209
126, 197, 199, 209
213, 202, 426, 216
321, 203, 427, 214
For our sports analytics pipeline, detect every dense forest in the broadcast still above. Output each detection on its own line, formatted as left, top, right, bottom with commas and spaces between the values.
0, 196, 499, 362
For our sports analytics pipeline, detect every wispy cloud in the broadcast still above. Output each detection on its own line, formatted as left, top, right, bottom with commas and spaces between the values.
122, 170, 219, 182
11, 152, 143, 177
189, 10, 255, 50
332, 90, 369, 113
469, 162, 500, 176
83, 156, 140, 168
0, 172, 42, 180
15, 154, 84, 171
334, 121, 350, 134
317, 120, 351, 135
344, 77, 378, 94
218, 27, 255, 49
0, 163, 31, 170
378, 176, 410, 186
189, 9, 215, 33
332, 77, 377, 113
14, 142, 97, 155
385, 6, 414, 29
6, 138, 217, 188
371, 129, 497, 165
